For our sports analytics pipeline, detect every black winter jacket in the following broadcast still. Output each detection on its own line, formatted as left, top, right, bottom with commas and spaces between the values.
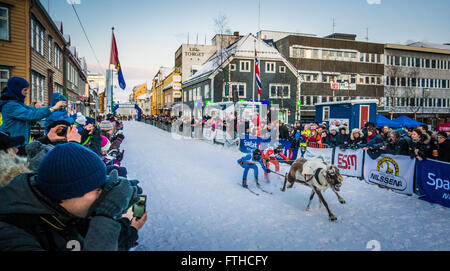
0, 174, 138, 251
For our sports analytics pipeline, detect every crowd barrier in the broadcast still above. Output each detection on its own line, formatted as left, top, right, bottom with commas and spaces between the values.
141, 120, 449, 208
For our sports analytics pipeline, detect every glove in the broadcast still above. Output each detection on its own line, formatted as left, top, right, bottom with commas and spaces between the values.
265, 157, 270, 162
239, 161, 245, 165
265, 169, 271, 173
89, 170, 141, 220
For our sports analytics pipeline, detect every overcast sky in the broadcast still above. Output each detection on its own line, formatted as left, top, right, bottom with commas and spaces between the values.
41, 0, 450, 102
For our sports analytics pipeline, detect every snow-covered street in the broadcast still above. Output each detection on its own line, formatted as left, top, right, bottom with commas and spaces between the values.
121, 121, 450, 251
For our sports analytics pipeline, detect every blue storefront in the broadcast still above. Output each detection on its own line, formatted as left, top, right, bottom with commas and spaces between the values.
315, 99, 378, 130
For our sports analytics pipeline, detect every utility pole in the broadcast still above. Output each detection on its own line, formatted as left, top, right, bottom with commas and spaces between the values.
332, 17, 336, 33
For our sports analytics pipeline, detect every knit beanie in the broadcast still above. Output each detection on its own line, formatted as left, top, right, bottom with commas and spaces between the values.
75, 112, 87, 126
101, 136, 111, 153
36, 142, 106, 201
100, 120, 114, 131
5, 77, 29, 104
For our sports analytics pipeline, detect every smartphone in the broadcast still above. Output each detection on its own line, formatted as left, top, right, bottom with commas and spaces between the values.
132, 195, 147, 219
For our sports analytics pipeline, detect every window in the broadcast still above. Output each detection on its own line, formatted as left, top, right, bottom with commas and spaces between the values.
305, 96, 311, 106
54, 45, 63, 70
431, 60, 436, 69
0, 68, 10, 90
31, 18, 45, 56
0, 6, 9, 40
55, 83, 63, 94
225, 83, 246, 98
204, 84, 210, 99
371, 54, 376, 63
31, 71, 45, 103
48, 36, 53, 63
265, 62, 275, 73
279, 66, 286, 73
239, 61, 250, 72
269, 84, 290, 99
394, 56, 400, 66
425, 59, 430, 68
415, 58, 421, 67
189, 89, 192, 101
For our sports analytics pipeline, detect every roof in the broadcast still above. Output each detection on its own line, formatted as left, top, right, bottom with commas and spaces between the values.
386, 43, 450, 55
315, 99, 379, 107
183, 34, 296, 85
407, 41, 450, 51
163, 82, 174, 91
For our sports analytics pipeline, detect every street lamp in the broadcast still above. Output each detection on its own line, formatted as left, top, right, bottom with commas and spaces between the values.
422, 88, 429, 123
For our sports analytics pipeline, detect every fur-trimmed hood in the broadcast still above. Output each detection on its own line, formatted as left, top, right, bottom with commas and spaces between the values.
422, 132, 431, 145
0, 151, 31, 187
350, 128, 364, 141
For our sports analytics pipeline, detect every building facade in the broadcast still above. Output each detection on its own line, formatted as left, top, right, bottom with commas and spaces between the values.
182, 34, 300, 124
383, 43, 450, 125
0, 0, 88, 111
275, 32, 385, 122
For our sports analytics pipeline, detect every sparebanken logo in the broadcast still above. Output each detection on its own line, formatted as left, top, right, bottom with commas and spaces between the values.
368, 157, 407, 191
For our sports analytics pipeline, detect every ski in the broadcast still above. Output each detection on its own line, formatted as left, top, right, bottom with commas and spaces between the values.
256, 184, 273, 195
238, 183, 259, 196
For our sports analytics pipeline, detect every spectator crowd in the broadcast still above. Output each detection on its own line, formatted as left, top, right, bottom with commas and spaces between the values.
0, 77, 147, 251
142, 107, 450, 163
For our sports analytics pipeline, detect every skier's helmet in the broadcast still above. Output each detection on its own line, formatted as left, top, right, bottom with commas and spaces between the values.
252, 149, 262, 160
274, 143, 283, 154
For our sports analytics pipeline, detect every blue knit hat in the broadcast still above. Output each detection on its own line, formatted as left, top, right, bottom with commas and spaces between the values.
5, 77, 29, 104
36, 142, 107, 201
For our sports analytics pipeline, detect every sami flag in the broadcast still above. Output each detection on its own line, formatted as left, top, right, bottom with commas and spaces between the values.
110, 32, 126, 90
255, 49, 262, 96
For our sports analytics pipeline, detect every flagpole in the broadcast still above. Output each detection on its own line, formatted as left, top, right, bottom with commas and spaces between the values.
110, 27, 114, 115
253, 39, 256, 103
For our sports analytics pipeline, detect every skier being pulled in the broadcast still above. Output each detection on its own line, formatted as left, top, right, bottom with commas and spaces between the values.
237, 149, 270, 188
262, 143, 291, 180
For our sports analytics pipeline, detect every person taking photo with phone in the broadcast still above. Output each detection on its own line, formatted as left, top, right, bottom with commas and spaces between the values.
0, 77, 66, 155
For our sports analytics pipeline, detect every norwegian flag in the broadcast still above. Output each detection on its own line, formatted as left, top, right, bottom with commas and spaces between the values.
255, 49, 262, 96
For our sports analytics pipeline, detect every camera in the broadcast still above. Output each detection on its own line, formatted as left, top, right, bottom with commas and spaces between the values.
56, 126, 69, 137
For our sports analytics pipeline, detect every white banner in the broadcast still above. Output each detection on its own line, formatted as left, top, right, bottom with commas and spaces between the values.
363, 153, 416, 195
334, 148, 365, 178
304, 147, 333, 165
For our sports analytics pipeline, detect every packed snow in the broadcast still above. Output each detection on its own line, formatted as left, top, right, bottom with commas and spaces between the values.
121, 121, 450, 251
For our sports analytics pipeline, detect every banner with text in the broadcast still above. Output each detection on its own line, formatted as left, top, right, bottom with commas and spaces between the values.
364, 153, 416, 195
334, 148, 365, 178
416, 159, 450, 208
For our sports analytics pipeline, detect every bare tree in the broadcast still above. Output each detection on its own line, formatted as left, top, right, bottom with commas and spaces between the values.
213, 13, 232, 102
403, 68, 431, 120
385, 65, 402, 119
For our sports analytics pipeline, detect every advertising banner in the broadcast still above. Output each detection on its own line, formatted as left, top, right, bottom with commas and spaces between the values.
416, 159, 450, 208
334, 148, 365, 178
364, 153, 416, 195
303, 147, 333, 165
239, 136, 271, 153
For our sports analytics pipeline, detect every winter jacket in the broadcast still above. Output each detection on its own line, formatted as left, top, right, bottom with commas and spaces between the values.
335, 133, 350, 147
0, 97, 52, 146
437, 139, 450, 163
279, 124, 290, 140
81, 127, 102, 156
327, 133, 338, 147
366, 134, 385, 160
384, 137, 411, 156
411, 133, 432, 160
0, 174, 138, 251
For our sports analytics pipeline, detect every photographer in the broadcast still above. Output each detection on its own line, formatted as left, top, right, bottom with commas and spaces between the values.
363, 127, 385, 159
384, 131, 411, 156
0, 77, 66, 153
0, 143, 147, 251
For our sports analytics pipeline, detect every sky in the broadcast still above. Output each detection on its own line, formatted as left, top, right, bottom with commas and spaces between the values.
41, 0, 450, 102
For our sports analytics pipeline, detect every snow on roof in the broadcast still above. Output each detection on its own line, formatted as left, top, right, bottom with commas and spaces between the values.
137, 93, 150, 100
183, 34, 287, 85
407, 41, 450, 51
315, 99, 379, 106
163, 81, 174, 91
